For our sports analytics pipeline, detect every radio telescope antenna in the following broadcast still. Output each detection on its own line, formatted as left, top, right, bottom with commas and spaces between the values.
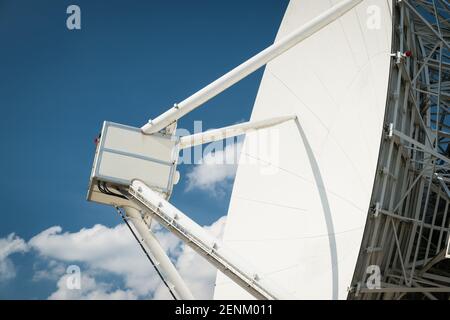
214, 0, 450, 300
87, 0, 366, 300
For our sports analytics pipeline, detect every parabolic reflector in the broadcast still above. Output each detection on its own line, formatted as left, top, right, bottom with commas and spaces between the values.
214, 0, 393, 299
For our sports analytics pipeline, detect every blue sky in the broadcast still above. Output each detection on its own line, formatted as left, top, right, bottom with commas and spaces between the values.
0, 0, 289, 299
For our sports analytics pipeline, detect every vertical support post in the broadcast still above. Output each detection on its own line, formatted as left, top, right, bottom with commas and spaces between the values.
123, 206, 194, 300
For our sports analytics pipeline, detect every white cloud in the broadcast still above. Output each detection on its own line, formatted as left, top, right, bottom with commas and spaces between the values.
0, 233, 28, 281
153, 216, 227, 300
29, 223, 174, 297
185, 142, 242, 196
29, 216, 227, 300
48, 273, 137, 300
32, 260, 66, 282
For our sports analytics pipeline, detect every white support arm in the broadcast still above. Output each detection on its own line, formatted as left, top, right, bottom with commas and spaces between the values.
141, 0, 363, 134
179, 115, 296, 149
123, 206, 194, 300
127, 180, 291, 300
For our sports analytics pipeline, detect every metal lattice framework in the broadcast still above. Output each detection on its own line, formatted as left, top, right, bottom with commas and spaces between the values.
349, 0, 450, 300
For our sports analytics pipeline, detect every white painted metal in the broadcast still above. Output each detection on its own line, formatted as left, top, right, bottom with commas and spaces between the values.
392, 128, 450, 164
127, 180, 291, 300
447, 235, 450, 259
87, 121, 179, 206
179, 115, 296, 149
141, 0, 363, 134
214, 0, 393, 300
122, 206, 194, 300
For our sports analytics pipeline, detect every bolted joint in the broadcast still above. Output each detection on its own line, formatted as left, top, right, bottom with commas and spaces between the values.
370, 202, 381, 218
390, 51, 412, 64
366, 246, 382, 253
383, 123, 394, 138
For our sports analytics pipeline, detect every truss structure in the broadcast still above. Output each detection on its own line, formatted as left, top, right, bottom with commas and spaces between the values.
349, 0, 450, 300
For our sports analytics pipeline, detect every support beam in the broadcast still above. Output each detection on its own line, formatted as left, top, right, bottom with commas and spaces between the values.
123, 206, 194, 300
178, 115, 296, 149
141, 0, 363, 134
392, 128, 450, 164
418, 249, 446, 276
126, 180, 290, 300
359, 286, 450, 293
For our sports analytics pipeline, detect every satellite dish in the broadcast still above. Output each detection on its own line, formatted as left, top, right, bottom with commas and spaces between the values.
214, 0, 394, 300
86, 0, 450, 300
